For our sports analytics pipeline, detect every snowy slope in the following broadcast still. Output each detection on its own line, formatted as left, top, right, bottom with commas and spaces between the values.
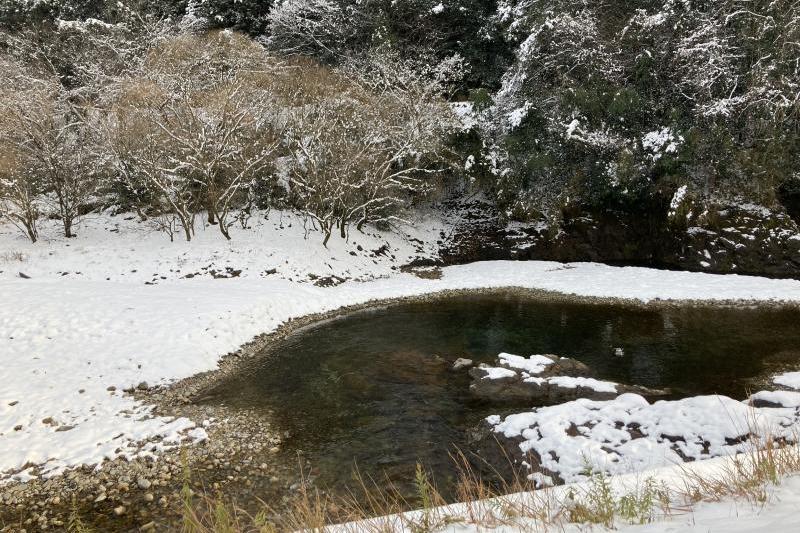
3, 212, 800, 482
0, 209, 443, 283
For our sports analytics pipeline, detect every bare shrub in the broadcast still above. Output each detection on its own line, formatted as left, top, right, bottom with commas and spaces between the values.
0, 55, 101, 240
107, 31, 283, 241
0, 144, 41, 243
280, 54, 458, 245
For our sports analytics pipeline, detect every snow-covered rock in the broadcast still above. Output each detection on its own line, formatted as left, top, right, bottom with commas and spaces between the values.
469, 353, 667, 403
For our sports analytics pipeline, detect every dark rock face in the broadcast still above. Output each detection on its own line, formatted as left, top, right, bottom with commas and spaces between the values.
438, 197, 800, 279
667, 206, 800, 278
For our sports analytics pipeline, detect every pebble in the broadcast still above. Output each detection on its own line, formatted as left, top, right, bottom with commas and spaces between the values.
0, 371, 293, 529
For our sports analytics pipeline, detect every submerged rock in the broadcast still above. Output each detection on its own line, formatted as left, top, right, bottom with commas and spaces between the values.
469, 353, 668, 404
452, 358, 474, 371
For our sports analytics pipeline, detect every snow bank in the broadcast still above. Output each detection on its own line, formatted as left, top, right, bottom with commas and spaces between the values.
751, 390, 800, 408
774, 372, 800, 390
489, 393, 800, 483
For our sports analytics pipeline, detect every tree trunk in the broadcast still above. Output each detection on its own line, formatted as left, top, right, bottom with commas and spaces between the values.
19, 217, 37, 243
218, 221, 231, 240
63, 217, 74, 238
179, 213, 193, 242
206, 196, 217, 225
134, 206, 148, 222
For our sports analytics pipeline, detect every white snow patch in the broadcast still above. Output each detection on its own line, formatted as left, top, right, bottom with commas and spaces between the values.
774, 372, 800, 390
751, 390, 800, 408
668, 185, 688, 217
480, 367, 518, 380
498, 353, 553, 375
507, 102, 531, 128
547, 376, 617, 393
450, 101, 476, 131
490, 393, 800, 483
642, 127, 683, 161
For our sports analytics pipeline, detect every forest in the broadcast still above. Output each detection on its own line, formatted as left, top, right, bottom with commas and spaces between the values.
1, 0, 799, 247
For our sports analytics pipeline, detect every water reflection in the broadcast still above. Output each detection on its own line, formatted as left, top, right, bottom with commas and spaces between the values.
206, 292, 800, 499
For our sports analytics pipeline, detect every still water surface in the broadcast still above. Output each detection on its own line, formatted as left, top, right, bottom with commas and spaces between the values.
205, 292, 800, 495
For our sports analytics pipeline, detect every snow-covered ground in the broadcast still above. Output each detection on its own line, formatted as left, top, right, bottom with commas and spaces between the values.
3, 211, 800, 485
0, 209, 442, 284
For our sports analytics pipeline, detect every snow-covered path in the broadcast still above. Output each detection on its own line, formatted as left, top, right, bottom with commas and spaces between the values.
3, 213, 800, 482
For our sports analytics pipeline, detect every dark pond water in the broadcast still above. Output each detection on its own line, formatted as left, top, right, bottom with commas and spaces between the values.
204, 292, 800, 498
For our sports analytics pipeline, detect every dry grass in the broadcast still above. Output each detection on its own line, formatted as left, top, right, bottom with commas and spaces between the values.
175, 423, 800, 533
0, 250, 26, 263
680, 434, 800, 505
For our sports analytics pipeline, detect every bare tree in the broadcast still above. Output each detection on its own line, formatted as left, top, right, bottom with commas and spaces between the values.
281, 55, 457, 245
107, 82, 200, 242
267, 0, 351, 59
0, 56, 100, 239
108, 31, 283, 241
0, 163, 41, 243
